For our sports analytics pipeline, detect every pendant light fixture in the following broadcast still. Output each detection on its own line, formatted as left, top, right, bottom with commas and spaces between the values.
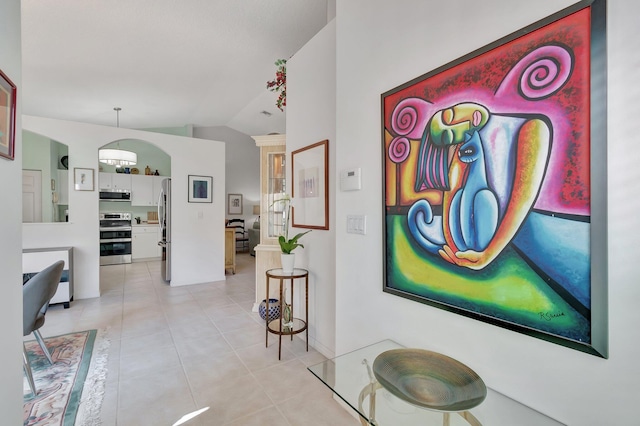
98, 107, 137, 167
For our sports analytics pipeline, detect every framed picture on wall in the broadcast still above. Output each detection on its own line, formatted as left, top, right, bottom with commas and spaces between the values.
381, 0, 607, 357
188, 175, 213, 203
0, 68, 17, 161
74, 168, 94, 191
227, 193, 243, 214
292, 140, 329, 229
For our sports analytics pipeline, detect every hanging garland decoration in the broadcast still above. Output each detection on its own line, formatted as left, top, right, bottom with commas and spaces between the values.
266, 59, 287, 111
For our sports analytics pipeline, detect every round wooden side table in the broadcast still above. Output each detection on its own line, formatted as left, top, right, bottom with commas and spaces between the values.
265, 268, 309, 360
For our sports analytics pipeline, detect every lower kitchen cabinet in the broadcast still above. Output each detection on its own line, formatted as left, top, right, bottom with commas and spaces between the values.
132, 226, 161, 260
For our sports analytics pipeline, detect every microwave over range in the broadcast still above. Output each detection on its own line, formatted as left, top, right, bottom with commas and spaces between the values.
99, 189, 131, 201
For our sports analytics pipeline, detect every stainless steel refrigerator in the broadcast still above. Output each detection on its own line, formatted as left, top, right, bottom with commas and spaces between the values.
158, 178, 171, 282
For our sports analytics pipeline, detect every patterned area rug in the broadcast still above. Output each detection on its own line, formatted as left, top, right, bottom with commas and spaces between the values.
23, 329, 109, 426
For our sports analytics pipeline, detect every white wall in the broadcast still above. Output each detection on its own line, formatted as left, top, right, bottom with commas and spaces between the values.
23, 116, 227, 297
333, 0, 640, 424
194, 126, 260, 225
287, 20, 337, 357
0, 0, 24, 421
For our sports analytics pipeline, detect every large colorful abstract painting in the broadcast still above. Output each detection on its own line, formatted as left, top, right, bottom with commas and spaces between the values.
382, 0, 607, 356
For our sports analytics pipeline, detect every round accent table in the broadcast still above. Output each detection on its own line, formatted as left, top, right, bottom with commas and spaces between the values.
265, 268, 309, 360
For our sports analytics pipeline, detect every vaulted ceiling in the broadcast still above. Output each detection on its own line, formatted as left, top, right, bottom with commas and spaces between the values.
21, 0, 330, 136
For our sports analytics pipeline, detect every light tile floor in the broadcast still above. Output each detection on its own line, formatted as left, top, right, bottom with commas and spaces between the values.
39, 253, 358, 426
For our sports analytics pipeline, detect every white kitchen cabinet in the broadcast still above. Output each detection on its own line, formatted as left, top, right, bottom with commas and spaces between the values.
99, 172, 112, 190
99, 172, 131, 190
132, 226, 161, 259
131, 174, 166, 206
131, 175, 153, 206
57, 169, 69, 205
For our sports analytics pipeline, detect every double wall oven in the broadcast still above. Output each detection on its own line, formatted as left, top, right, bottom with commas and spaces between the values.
99, 212, 132, 265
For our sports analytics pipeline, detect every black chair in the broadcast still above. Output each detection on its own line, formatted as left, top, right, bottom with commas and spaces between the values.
227, 219, 249, 252
23, 260, 65, 397
248, 220, 260, 256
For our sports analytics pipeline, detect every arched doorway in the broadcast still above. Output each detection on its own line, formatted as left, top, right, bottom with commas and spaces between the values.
98, 139, 172, 287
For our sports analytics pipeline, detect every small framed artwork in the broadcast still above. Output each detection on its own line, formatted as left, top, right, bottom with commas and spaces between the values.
74, 168, 94, 191
188, 175, 213, 203
292, 139, 329, 230
228, 193, 243, 215
0, 68, 17, 161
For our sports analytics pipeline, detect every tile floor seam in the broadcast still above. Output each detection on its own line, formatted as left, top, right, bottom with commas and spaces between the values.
166, 304, 211, 415
219, 299, 278, 420
113, 264, 126, 424
42, 254, 356, 425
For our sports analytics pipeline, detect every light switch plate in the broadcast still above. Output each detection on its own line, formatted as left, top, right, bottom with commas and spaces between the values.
347, 215, 366, 235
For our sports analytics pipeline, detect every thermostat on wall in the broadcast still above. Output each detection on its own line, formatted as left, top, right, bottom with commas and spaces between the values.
340, 168, 361, 191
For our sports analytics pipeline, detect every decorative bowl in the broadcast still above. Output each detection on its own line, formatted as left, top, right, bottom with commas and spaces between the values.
372, 349, 486, 412
258, 298, 281, 322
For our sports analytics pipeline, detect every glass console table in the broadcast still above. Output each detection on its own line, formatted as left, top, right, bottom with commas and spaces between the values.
308, 340, 565, 426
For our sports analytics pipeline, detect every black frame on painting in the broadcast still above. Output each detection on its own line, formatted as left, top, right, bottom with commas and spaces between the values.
188, 175, 213, 203
380, 0, 607, 357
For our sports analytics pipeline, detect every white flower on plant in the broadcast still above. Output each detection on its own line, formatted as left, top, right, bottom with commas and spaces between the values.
270, 193, 310, 253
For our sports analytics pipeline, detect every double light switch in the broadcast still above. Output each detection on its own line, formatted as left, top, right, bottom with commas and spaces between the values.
347, 215, 366, 235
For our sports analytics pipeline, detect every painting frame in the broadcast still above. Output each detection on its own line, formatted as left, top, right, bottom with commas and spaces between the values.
381, 0, 607, 357
0, 68, 17, 161
292, 139, 329, 230
188, 175, 213, 203
73, 168, 94, 191
227, 193, 243, 214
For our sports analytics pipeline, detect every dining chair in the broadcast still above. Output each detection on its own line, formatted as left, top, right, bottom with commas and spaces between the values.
227, 218, 249, 252
23, 260, 65, 397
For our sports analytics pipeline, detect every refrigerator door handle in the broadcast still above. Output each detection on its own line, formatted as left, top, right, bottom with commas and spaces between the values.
158, 187, 164, 234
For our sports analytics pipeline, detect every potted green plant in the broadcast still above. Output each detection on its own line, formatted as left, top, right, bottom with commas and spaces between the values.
278, 230, 311, 255
271, 194, 311, 273
279, 229, 310, 273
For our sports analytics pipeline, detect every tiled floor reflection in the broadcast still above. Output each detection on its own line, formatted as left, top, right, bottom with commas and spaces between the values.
41, 253, 357, 425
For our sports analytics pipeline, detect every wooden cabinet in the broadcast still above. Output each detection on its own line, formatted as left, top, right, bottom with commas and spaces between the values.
267, 152, 287, 238
23, 247, 74, 308
132, 226, 161, 260
251, 134, 286, 310
99, 172, 131, 190
225, 227, 236, 274
131, 175, 165, 206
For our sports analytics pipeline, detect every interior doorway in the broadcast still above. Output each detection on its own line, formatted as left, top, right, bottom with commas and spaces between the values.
22, 169, 43, 223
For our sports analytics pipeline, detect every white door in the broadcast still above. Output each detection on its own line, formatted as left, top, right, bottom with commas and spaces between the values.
23, 169, 43, 223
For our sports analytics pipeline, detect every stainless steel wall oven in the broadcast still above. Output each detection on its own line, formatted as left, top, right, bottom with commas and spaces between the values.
100, 212, 132, 265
